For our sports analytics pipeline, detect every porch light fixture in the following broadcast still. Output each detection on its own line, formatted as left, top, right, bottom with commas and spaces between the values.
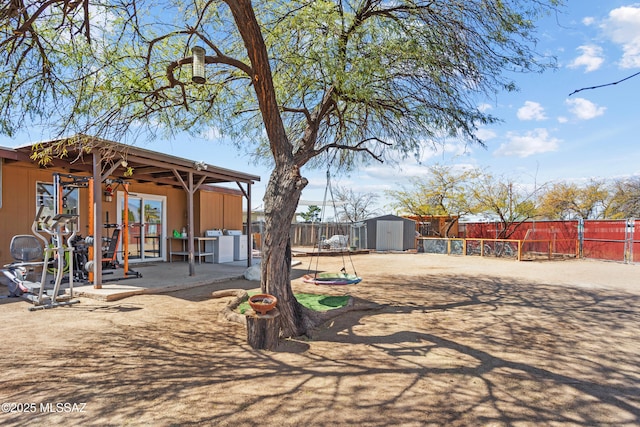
192, 46, 206, 84
104, 184, 114, 202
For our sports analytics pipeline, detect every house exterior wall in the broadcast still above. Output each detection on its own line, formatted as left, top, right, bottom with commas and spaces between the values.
0, 160, 243, 265
0, 162, 88, 264
195, 189, 243, 232
222, 193, 243, 231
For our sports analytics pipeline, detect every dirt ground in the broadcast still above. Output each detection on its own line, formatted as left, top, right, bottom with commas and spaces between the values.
0, 253, 639, 426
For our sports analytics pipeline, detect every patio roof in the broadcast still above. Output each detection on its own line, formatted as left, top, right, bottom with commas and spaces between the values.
5, 134, 260, 188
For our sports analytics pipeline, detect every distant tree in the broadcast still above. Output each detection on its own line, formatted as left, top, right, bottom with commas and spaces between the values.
298, 205, 321, 223
386, 164, 479, 236
333, 186, 380, 223
470, 172, 541, 239
538, 180, 610, 219
608, 177, 640, 218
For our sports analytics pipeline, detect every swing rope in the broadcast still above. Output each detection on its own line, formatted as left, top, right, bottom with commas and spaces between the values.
306, 169, 332, 277
306, 168, 359, 282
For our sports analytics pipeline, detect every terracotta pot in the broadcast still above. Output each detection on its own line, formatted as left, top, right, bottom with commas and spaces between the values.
248, 294, 278, 315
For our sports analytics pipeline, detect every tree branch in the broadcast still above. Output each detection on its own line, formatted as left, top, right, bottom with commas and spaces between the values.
314, 136, 391, 164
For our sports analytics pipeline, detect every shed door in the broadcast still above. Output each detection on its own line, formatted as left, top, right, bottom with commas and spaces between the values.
376, 220, 404, 251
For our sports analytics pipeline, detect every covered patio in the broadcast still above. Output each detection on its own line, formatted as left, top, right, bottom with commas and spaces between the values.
6, 134, 261, 288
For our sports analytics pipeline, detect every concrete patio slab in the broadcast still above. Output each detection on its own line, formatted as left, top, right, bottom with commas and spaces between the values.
70, 260, 253, 301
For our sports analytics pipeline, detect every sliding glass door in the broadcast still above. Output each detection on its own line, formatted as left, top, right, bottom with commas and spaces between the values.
117, 192, 166, 262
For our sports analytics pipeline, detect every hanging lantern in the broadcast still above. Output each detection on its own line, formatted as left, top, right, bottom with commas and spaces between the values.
192, 46, 206, 84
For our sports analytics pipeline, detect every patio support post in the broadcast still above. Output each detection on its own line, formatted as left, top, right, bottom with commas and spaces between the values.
92, 150, 103, 288
187, 171, 196, 276
247, 183, 252, 267
172, 169, 205, 277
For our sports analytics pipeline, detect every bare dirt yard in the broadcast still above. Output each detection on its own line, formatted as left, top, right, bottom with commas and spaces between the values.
0, 253, 639, 426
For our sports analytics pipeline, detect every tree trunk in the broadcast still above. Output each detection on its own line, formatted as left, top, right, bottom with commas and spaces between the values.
445, 217, 458, 238
225, 0, 319, 339
246, 308, 280, 350
259, 163, 313, 338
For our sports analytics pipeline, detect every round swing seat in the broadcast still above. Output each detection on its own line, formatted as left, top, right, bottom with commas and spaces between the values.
303, 273, 362, 286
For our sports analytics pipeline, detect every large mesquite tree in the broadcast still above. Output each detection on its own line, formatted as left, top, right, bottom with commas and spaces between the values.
1, 0, 561, 337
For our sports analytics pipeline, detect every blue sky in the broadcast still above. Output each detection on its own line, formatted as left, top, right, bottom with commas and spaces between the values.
4, 1, 640, 215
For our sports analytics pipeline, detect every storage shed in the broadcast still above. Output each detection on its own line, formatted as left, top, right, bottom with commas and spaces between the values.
364, 214, 416, 251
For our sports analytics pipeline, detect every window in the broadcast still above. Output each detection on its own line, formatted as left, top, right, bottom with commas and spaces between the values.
36, 181, 79, 219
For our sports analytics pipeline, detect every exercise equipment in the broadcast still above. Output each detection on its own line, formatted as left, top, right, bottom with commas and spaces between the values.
47, 173, 92, 283
1, 207, 80, 310
83, 180, 142, 282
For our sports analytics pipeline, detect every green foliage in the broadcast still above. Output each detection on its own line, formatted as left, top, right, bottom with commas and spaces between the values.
389, 165, 545, 238
395, 169, 640, 224
386, 164, 479, 218
1, 0, 562, 171
299, 205, 321, 223
470, 172, 541, 238
609, 177, 640, 218
537, 180, 611, 220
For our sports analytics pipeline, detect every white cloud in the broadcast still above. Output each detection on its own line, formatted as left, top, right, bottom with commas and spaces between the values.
565, 97, 606, 120
602, 5, 640, 68
582, 17, 595, 26
517, 101, 547, 121
477, 103, 493, 112
411, 141, 471, 164
474, 128, 497, 141
493, 128, 561, 158
568, 45, 605, 72
557, 116, 569, 124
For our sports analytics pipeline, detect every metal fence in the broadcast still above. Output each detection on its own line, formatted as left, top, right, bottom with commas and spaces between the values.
279, 218, 640, 263
419, 237, 571, 260
581, 219, 639, 263
461, 219, 639, 263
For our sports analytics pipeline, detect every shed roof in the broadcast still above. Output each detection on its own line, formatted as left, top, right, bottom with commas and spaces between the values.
366, 214, 416, 223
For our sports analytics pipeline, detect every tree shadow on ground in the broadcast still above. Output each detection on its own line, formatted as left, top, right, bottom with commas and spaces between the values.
0, 273, 638, 426
303, 274, 640, 425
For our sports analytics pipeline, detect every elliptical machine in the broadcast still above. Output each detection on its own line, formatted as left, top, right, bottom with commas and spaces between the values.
2, 206, 81, 310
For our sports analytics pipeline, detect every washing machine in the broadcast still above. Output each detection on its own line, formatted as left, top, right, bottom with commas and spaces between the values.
204, 229, 234, 263
224, 230, 248, 261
